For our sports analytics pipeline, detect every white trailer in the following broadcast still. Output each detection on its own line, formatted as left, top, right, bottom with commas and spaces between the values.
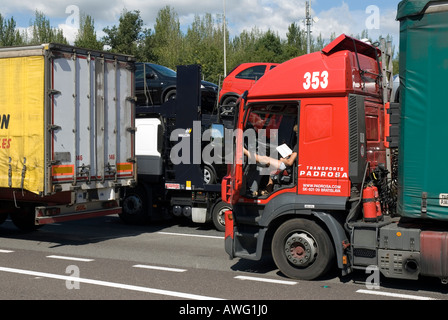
0, 43, 137, 230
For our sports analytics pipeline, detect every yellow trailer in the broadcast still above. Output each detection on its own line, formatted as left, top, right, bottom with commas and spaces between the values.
0, 44, 136, 230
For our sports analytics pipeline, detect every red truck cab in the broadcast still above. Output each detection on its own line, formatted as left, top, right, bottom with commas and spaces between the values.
223, 34, 387, 280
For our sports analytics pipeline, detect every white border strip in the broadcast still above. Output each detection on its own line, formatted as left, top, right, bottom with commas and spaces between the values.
46, 255, 94, 262
133, 264, 187, 273
0, 250, 14, 253
0, 266, 224, 300
235, 275, 297, 286
157, 231, 224, 240
357, 289, 438, 300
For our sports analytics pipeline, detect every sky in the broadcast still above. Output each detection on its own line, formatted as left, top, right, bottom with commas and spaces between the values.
0, 0, 401, 49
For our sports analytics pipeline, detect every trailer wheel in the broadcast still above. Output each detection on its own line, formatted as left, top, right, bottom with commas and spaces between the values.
120, 187, 149, 224
10, 204, 40, 232
0, 211, 8, 225
271, 218, 335, 280
211, 200, 231, 232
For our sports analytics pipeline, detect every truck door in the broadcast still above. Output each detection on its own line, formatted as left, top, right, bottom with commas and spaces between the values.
228, 97, 246, 205
232, 101, 299, 201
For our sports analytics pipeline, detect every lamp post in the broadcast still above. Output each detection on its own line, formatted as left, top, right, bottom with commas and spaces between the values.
305, 0, 318, 54
223, 0, 227, 77
306, 0, 311, 54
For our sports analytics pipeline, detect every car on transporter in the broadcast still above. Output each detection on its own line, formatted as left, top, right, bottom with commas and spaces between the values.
218, 62, 279, 114
135, 62, 219, 112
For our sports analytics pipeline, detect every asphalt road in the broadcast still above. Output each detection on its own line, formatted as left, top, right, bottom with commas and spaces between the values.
0, 214, 447, 311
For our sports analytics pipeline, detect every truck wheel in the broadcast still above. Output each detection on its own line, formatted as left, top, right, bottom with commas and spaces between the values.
271, 218, 335, 280
212, 201, 231, 232
0, 211, 8, 225
0, 202, 9, 224
120, 187, 149, 224
10, 204, 40, 232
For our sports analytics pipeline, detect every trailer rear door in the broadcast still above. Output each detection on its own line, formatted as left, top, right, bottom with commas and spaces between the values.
50, 47, 135, 193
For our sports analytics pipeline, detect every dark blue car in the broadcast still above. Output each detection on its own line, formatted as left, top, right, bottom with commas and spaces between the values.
135, 62, 218, 111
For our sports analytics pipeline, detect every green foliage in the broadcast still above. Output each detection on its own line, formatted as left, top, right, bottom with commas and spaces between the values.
152, 6, 183, 68
102, 9, 144, 57
0, 7, 400, 81
75, 14, 103, 50
283, 22, 307, 60
183, 13, 225, 83
0, 14, 23, 46
253, 30, 283, 63
29, 10, 68, 44
0, 11, 68, 46
136, 28, 157, 62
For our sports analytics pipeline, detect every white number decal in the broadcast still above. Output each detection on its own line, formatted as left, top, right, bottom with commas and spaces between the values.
303, 72, 311, 90
321, 70, 329, 88
303, 71, 329, 90
311, 71, 320, 89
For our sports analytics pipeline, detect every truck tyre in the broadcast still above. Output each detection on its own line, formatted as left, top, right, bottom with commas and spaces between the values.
120, 187, 149, 224
212, 200, 231, 232
271, 218, 335, 280
0, 202, 10, 225
10, 204, 40, 232
0, 211, 8, 225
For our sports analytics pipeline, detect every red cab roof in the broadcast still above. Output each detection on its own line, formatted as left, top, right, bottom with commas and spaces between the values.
247, 34, 382, 101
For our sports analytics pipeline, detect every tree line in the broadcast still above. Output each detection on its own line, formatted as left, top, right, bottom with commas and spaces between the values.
0, 6, 397, 84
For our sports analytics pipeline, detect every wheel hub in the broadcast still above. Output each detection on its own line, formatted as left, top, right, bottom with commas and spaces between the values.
203, 169, 211, 184
123, 195, 142, 215
284, 232, 317, 267
216, 208, 227, 226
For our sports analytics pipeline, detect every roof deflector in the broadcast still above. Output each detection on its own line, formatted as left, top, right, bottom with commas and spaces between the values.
322, 34, 381, 60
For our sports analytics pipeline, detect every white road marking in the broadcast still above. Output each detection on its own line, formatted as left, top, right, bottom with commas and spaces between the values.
157, 231, 224, 240
0, 250, 14, 253
235, 275, 298, 286
46, 255, 94, 262
0, 266, 224, 300
133, 264, 187, 273
357, 289, 437, 300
